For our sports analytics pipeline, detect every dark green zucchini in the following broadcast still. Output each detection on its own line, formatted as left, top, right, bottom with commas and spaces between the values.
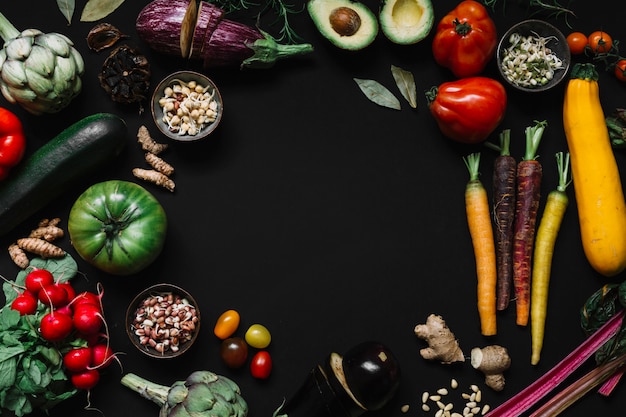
0, 113, 128, 237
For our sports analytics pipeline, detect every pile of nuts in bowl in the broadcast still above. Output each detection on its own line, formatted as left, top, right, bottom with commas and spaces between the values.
129, 290, 199, 356
157, 78, 219, 136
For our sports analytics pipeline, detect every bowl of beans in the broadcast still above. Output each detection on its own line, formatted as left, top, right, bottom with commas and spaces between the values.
151, 70, 223, 141
126, 283, 201, 359
496, 19, 571, 93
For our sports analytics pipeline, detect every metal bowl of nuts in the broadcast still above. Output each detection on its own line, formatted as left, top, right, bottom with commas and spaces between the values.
126, 283, 201, 359
151, 70, 223, 142
496, 19, 571, 93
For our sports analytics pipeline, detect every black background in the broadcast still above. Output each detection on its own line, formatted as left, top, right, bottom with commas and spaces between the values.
1, 0, 625, 416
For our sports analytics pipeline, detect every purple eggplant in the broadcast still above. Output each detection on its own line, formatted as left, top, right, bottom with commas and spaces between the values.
135, 0, 313, 69
274, 341, 401, 417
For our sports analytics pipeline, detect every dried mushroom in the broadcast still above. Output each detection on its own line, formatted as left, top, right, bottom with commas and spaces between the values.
99, 45, 151, 105
87, 23, 128, 52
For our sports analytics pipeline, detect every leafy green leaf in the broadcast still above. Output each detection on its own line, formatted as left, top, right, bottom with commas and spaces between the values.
391, 65, 417, 109
56, 0, 75, 24
80, 0, 126, 22
354, 78, 402, 110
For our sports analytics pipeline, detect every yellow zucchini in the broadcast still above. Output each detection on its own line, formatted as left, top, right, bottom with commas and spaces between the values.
563, 63, 626, 277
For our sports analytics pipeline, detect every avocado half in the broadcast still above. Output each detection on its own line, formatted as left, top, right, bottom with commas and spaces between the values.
379, 0, 434, 45
307, 0, 379, 51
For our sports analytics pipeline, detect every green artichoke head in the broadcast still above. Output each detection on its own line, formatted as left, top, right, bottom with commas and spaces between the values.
0, 25, 84, 115
121, 371, 248, 417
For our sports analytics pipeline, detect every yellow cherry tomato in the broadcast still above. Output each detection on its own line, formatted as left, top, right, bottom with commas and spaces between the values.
214, 309, 240, 339
245, 323, 271, 349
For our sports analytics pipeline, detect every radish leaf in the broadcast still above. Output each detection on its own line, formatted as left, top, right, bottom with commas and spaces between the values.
354, 78, 401, 110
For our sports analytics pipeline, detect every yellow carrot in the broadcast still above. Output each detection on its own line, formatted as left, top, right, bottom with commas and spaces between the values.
464, 153, 497, 336
531, 152, 571, 365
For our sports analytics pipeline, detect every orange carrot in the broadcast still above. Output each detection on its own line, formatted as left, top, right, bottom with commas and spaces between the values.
464, 152, 497, 336
486, 129, 517, 311
513, 120, 546, 327
531, 152, 571, 365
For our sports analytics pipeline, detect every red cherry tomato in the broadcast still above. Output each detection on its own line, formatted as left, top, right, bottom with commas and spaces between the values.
615, 59, 626, 82
566, 32, 588, 55
214, 309, 240, 340
588, 30, 613, 54
250, 351, 272, 379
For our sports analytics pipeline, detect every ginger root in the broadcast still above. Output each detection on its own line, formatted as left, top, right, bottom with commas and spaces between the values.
414, 314, 465, 364
137, 125, 168, 155
470, 345, 511, 391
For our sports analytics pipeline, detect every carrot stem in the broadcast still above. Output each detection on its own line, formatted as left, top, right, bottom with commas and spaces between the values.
513, 120, 547, 326
464, 153, 498, 336
530, 152, 571, 365
487, 130, 517, 311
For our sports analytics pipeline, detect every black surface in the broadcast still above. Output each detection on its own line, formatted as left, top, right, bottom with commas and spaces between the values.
0, 1, 625, 416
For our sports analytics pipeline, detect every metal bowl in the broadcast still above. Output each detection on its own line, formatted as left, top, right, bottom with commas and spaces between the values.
496, 19, 571, 93
126, 283, 200, 359
151, 70, 223, 141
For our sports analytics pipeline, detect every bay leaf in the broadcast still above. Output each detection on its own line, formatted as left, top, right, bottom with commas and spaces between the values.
354, 78, 401, 110
391, 65, 417, 109
80, 0, 126, 22
56, 0, 75, 25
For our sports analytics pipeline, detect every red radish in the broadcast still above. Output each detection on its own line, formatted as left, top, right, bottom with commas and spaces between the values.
73, 304, 103, 335
37, 284, 69, 308
71, 291, 102, 312
58, 282, 76, 302
70, 369, 100, 390
135, 0, 313, 69
91, 344, 115, 369
24, 268, 54, 295
63, 347, 93, 373
40, 311, 73, 342
11, 292, 37, 315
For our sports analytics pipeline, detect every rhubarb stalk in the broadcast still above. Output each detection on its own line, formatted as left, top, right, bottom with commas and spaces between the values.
485, 309, 625, 417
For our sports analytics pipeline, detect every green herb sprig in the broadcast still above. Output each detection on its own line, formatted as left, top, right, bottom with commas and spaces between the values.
481, 0, 576, 25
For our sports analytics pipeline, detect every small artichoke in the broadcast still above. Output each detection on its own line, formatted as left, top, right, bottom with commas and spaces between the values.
0, 12, 84, 115
121, 371, 248, 417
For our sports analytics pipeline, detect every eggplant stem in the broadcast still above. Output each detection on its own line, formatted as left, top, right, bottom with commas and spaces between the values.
242, 30, 313, 69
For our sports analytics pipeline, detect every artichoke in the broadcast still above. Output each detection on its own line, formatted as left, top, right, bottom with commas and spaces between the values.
0, 12, 84, 115
121, 371, 248, 417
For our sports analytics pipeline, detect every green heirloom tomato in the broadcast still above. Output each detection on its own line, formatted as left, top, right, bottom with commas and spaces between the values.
68, 180, 167, 276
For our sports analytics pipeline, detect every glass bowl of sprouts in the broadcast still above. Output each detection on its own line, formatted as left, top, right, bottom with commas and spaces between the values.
151, 71, 223, 141
496, 19, 571, 93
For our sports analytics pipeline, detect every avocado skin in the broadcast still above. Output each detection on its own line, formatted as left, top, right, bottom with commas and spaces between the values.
307, 0, 379, 51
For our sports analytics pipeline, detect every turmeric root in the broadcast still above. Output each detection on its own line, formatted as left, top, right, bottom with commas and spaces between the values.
145, 152, 174, 176
17, 238, 65, 258
8, 243, 29, 268
414, 314, 465, 364
133, 168, 175, 192
137, 125, 168, 155
470, 345, 511, 391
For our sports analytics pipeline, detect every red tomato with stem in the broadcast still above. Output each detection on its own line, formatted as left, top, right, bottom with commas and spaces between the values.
432, 0, 497, 78
250, 351, 272, 379
566, 32, 588, 55
426, 77, 507, 144
588, 30, 613, 54
615, 59, 626, 82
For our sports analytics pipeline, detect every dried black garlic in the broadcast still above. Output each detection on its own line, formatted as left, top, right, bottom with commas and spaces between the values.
99, 45, 151, 105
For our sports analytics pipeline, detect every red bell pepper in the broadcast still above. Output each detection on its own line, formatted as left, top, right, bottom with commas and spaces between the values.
426, 76, 507, 144
432, 0, 498, 78
0, 107, 26, 180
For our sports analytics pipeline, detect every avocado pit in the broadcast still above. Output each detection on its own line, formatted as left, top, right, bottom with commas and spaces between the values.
329, 7, 362, 37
